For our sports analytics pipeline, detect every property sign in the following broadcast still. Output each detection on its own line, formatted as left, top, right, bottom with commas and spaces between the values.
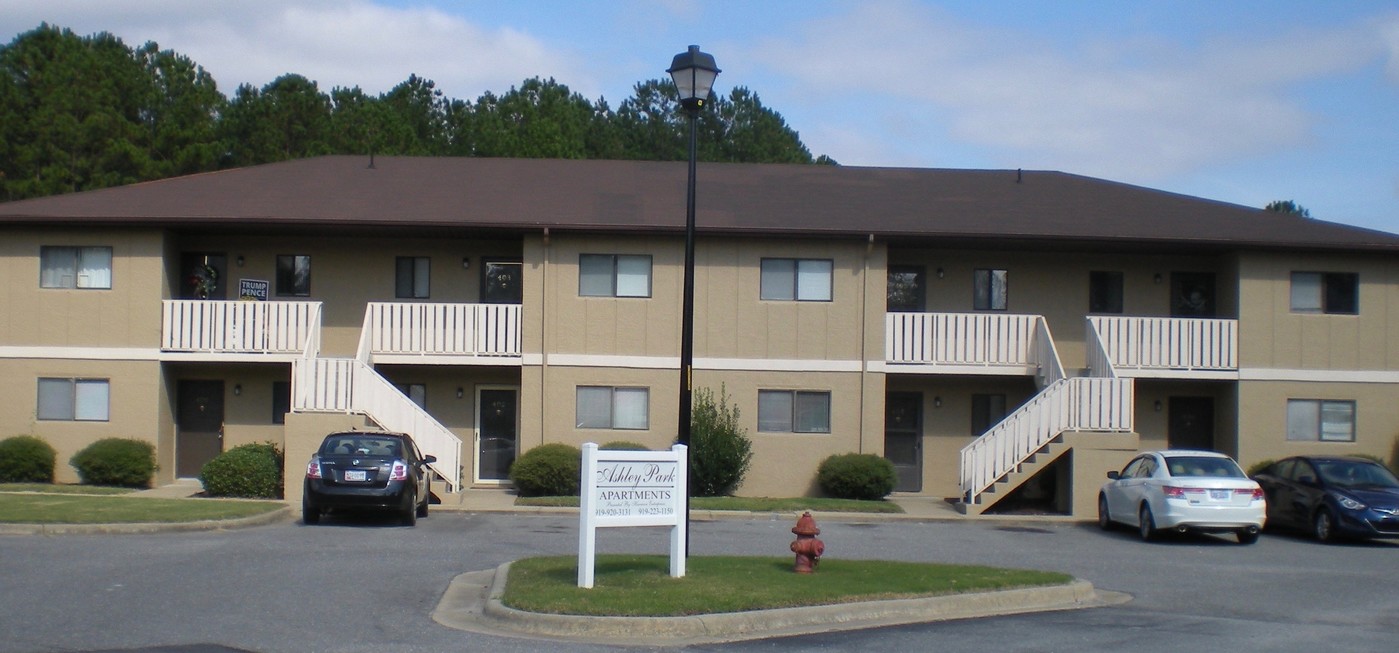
238, 279, 269, 301
577, 443, 688, 588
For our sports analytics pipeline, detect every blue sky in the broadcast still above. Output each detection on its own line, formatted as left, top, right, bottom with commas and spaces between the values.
4, 1, 1398, 234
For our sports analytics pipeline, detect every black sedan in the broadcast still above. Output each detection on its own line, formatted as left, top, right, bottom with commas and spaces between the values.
1252, 456, 1399, 542
303, 431, 436, 526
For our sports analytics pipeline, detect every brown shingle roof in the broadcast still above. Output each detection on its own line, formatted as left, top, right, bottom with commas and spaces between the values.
1, 155, 1395, 252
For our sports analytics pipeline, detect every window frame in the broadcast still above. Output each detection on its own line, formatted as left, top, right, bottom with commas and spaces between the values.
579, 254, 653, 298
1286, 398, 1356, 442
1290, 272, 1358, 315
973, 268, 1008, 311
575, 386, 649, 430
275, 254, 312, 297
757, 390, 832, 433
40, 246, 113, 290
37, 378, 110, 422
1088, 270, 1124, 314
760, 258, 833, 302
395, 256, 431, 299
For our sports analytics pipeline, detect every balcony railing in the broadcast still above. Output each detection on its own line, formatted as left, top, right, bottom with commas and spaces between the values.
162, 300, 321, 354
1087, 316, 1237, 376
359, 302, 521, 360
885, 312, 1049, 374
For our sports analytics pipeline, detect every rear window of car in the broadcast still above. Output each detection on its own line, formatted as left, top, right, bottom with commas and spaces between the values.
1164, 456, 1244, 478
320, 435, 402, 458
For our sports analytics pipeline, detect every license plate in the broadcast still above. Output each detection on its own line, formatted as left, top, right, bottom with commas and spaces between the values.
344, 470, 367, 482
1209, 489, 1229, 500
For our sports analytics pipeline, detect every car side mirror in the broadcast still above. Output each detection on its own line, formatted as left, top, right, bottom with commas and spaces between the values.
423, 454, 438, 464
1106, 471, 1120, 480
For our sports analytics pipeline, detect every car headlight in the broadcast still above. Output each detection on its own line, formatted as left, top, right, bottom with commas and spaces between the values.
1335, 494, 1366, 511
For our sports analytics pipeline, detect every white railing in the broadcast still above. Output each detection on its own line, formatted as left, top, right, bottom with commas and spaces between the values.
1033, 317, 1066, 388
359, 302, 522, 359
292, 356, 462, 491
162, 300, 321, 353
885, 313, 1042, 369
959, 377, 1134, 502
1087, 316, 1237, 373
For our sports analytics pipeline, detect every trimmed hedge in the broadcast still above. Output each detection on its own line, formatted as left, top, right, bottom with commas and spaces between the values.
201, 442, 284, 499
0, 435, 57, 483
817, 453, 897, 500
510, 443, 582, 497
70, 438, 157, 488
600, 441, 649, 451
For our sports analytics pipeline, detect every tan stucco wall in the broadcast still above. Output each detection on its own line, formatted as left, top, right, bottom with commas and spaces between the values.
1236, 381, 1399, 470
1236, 251, 1399, 370
0, 358, 164, 485
282, 411, 377, 506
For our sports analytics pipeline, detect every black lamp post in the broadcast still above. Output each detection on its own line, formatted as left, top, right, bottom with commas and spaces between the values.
668, 45, 718, 558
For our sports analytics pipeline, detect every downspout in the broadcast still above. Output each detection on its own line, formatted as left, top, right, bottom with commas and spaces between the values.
859, 234, 874, 454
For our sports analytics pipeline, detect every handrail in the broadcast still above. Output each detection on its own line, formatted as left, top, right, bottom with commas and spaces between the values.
162, 299, 321, 353
1087, 316, 1237, 372
362, 302, 521, 358
885, 312, 1040, 369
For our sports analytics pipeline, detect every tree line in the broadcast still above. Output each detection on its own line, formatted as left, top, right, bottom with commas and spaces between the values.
0, 24, 831, 202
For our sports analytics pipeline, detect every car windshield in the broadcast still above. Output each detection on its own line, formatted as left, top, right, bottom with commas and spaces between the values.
1164, 456, 1245, 479
320, 435, 401, 458
1315, 460, 1399, 490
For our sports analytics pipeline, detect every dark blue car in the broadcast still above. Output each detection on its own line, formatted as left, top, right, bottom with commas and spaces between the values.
303, 431, 436, 526
1252, 456, 1399, 543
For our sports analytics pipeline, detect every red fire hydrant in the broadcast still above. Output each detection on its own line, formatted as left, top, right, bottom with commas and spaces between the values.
790, 511, 825, 573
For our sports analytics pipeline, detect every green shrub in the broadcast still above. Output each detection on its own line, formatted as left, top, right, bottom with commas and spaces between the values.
817, 453, 897, 500
1246, 459, 1276, 477
687, 386, 752, 497
510, 443, 582, 497
0, 435, 57, 483
600, 441, 649, 451
201, 442, 284, 499
69, 438, 157, 488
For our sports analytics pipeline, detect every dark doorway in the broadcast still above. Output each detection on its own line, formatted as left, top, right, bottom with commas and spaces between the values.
1168, 396, 1215, 451
179, 253, 227, 300
1170, 272, 1216, 317
477, 387, 519, 482
177, 380, 224, 477
482, 260, 523, 304
884, 392, 923, 492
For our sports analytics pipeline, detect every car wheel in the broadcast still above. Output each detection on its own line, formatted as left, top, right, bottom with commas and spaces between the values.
302, 499, 320, 526
416, 494, 429, 518
1097, 495, 1113, 531
1313, 509, 1337, 543
1138, 504, 1156, 542
1236, 529, 1259, 545
416, 478, 430, 518
400, 491, 417, 527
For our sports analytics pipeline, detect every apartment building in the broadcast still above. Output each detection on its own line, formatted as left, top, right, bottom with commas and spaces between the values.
2, 156, 1396, 516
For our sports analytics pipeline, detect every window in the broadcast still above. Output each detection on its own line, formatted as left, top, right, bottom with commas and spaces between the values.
579, 254, 652, 297
758, 390, 831, 433
887, 265, 926, 312
1287, 399, 1356, 442
395, 257, 430, 298
37, 378, 109, 421
1290, 272, 1358, 314
973, 269, 1007, 310
1089, 271, 1123, 314
276, 255, 311, 296
761, 259, 832, 301
272, 381, 290, 425
576, 386, 649, 429
970, 394, 1008, 435
395, 383, 427, 410
40, 246, 112, 289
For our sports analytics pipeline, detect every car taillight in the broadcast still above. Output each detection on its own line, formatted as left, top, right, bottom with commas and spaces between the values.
389, 460, 408, 481
1162, 486, 1186, 498
1237, 488, 1264, 501
306, 457, 322, 479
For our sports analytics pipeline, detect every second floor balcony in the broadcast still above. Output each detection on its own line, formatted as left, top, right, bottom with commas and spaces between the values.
161, 299, 321, 359
358, 302, 522, 364
1086, 315, 1238, 378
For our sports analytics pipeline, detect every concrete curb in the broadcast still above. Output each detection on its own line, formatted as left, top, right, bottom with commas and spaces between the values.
0, 505, 294, 536
432, 562, 1131, 645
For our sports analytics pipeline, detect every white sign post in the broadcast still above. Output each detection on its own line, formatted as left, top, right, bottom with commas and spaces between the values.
577, 443, 688, 588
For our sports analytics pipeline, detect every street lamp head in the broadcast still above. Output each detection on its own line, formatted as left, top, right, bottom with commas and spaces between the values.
667, 45, 721, 112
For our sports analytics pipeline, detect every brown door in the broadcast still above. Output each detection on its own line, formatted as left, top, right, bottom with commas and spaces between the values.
884, 392, 923, 492
1168, 396, 1215, 451
177, 380, 224, 477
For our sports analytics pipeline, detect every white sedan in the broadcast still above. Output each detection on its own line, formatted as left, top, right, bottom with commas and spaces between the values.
1098, 450, 1266, 544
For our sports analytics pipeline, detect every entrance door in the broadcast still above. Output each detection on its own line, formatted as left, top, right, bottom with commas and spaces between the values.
1168, 396, 1215, 451
1170, 272, 1216, 317
177, 380, 224, 477
884, 392, 923, 492
476, 387, 519, 483
179, 253, 227, 300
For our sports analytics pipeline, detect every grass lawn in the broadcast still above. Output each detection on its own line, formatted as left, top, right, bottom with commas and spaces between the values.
503, 554, 1073, 616
516, 495, 904, 514
0, 491, 284, 524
